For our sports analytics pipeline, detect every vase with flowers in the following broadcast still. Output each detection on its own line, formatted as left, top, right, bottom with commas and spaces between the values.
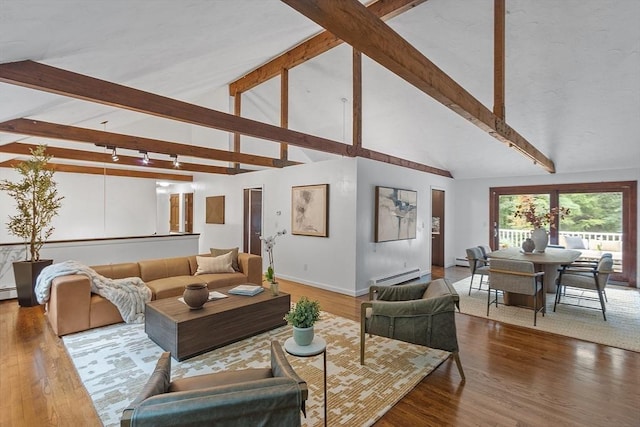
259, 229, 287, 296
513, 198, 570, 252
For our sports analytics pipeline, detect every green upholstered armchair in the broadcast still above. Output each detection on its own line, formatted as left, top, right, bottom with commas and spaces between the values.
121, 341, 308, 427
360, 278, 464, 380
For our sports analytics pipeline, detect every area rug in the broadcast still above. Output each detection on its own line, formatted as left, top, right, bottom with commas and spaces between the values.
451, 276, 640, 352
63, 312, 449, 427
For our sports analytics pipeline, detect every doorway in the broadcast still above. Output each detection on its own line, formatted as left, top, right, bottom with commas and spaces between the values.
169, 193, 193, 233
243, 188, 262, 256
431, 189, 445, 266
169, 193, 179, 232
184, 193, 193, 233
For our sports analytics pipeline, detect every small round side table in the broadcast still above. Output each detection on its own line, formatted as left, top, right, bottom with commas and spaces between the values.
284, 336, 327, 427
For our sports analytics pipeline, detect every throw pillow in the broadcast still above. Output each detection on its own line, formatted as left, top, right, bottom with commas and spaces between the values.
210, 247, 240, 271
195, 252, 234, 275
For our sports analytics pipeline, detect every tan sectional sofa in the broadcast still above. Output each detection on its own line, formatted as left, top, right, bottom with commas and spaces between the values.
47, 252, 262, 336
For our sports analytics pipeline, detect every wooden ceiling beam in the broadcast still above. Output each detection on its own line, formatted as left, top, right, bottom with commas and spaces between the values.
229, 0, 427, 95
493, 0, 506, 119
281, 0, 556, 174
1, 158, 193, 182
0, 118, 292, 169
0, 60, 352, 158
0, 142, 246, 175
0, 62, 452, 177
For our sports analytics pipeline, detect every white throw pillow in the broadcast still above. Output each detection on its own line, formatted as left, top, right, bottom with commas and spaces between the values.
195, 252, 234, 275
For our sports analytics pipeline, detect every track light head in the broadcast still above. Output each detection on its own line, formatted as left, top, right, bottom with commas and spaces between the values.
171, 154, 180, 168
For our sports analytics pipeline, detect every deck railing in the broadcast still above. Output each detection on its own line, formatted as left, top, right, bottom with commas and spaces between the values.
498, 229, 623, 251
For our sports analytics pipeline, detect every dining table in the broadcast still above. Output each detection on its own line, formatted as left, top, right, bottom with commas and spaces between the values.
488, 247, 582, 308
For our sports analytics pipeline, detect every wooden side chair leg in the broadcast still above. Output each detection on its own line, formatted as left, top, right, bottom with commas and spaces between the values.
452, 352, 465, 381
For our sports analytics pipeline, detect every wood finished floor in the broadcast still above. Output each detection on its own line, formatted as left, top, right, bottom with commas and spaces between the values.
1, 266, 638, 426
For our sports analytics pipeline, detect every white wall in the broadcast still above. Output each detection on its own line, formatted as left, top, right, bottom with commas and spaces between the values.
0, 169, 157, 242
190, 156, 458, 296
354, 158, 455, 294
453, 167, 640, 284
192, 158, 360, 295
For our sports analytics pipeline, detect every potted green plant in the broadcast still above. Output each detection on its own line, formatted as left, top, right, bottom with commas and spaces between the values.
0, 145, 64, 306
259, 229, 286, 296
284, 296, 321, 346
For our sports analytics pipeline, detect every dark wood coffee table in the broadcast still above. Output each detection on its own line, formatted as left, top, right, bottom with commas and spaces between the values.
145, 284, 290, 361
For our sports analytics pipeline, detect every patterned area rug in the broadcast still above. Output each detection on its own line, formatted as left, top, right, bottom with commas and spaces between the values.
452, 277, 640, 352
63, 312, 449, 427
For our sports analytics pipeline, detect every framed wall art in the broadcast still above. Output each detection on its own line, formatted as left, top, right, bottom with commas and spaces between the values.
374, 186, 417, 242
205, 195, 225, 224
291, 184, 329, 237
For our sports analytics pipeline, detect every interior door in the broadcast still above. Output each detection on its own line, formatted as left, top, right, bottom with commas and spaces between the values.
169, 193, 180, 232
184, 193, 193, 233
243, 188, 262, 256
431, 189, 445, 266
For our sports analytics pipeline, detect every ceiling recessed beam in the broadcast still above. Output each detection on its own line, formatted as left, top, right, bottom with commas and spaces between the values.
0, 142, 246, 175
281, 0, 556, 174
229, 0, 427, 95
0, 118, 293, 169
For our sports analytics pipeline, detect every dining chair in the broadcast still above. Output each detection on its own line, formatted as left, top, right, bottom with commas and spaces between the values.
488, 259, 545, 326
554, 254, 613, 320
466, 247, 490, 295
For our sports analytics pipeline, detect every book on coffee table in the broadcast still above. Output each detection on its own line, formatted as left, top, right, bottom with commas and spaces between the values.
228, 284, 264, 296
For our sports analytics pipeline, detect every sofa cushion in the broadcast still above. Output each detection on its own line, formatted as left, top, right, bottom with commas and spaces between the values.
210, 247, 240, 272
195, 253, 234, 275
146, 276, 205, 300
92, 263, 140, 280
139, 257, 192, 282
169, 368, 272, 393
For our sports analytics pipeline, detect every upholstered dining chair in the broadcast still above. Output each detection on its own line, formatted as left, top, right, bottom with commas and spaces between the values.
360, 278, 465, 381
466, 247, 490, 295
488, 259, 545, 326
477, 245, 492, 260
554, 254, 614, 320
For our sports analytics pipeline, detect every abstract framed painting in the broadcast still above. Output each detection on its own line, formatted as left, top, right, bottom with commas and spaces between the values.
291, 184, 329, 237
375, 186, 417, 242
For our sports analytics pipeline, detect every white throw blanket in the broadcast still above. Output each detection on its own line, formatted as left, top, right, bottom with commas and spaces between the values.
35, 260, 152, 323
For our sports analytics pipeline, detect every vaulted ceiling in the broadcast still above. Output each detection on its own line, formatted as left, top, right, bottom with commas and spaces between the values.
1, 0, 638, 181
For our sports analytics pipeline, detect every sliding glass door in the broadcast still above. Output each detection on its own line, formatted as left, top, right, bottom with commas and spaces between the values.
490, 181, 637, 286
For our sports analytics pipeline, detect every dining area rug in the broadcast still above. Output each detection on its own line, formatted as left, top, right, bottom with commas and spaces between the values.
451, 276, 640, 352
62, 311, 449, 427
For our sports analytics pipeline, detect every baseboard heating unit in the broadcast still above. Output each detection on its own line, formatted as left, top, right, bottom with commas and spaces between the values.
369, 268, 421, 287
455, 257, 469, 267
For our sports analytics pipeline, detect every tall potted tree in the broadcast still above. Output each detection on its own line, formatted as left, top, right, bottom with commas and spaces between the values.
0, 145, 63, 306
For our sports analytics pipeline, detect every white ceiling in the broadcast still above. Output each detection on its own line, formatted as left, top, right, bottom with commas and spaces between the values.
1, 0, 638, 179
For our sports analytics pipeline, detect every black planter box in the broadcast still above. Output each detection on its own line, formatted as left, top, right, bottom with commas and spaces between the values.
13, 260, 53, 307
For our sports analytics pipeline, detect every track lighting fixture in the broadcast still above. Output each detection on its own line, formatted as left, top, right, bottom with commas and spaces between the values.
141, 151, 150, 165
171, 154, 180, 168
111, 147, 119, 162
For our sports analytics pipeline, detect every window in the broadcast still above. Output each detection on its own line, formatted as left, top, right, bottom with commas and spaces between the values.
490, 181, 637, 287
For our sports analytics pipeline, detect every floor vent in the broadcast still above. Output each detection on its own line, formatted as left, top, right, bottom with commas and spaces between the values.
370, 268, 421, 287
